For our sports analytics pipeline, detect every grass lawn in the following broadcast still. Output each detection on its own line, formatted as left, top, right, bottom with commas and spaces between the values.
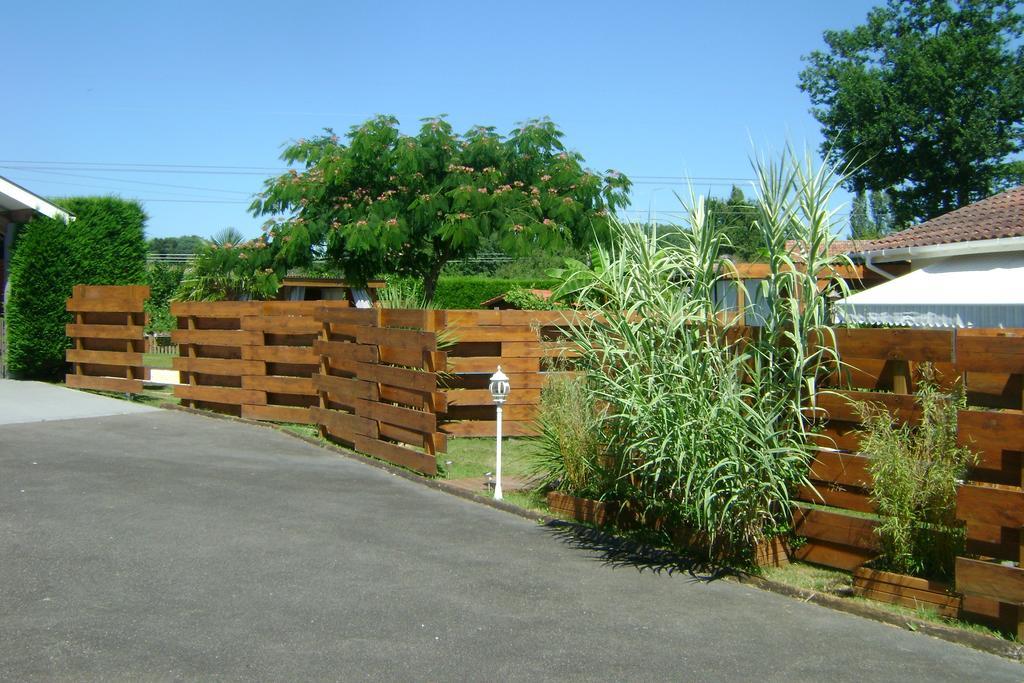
439, 437, 539, 481
143, 353, 175, 369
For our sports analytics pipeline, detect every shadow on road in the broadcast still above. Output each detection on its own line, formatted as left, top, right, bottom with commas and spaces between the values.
542, 520, 729, 581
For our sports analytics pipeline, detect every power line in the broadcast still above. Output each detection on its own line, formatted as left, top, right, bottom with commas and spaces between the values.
0, 166, 254, 195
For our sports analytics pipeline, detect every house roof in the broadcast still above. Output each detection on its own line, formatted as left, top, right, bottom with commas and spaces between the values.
0, 176, 72, 222
859, 185, 1024, 252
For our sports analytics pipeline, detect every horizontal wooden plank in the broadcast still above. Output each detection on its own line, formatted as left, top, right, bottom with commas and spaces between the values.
241, 345, 317, 364
377, 385, 446, 412
498, 310, 583, 326
956, 557, 1024, 605
311, 406, 378, 441
834, 328, 953, 362
314, 307, 378, 325
377, 345, 430, 369
808, 450, 872, 489
313, 340, 378, 363
173, 357, 264, 376
170, 301, 263, 317
242, 375, 315, 395
795, 484, 875, 514
501, 341, 579, 359
440, 420, 538, 437
377, 420, 431, 449
66, 323, 145, 340
356, 362, 437, 394
445, 388, 542, 407
792, 505, 879, 551
443, 310, 502, 326
444, 404, 537, 422
957, 483, 1024, 528
448, 356, 540, 374
355, 398, 436, 434
380, 309, 440, 328
792, 540, 875, 571
313, 374, 377, 402
67, 296, 147, 313
854, 585, 960, 618
171, 329, 262, 346
66, 374, 144, 394
446, 325, 539, 343
811, 423, 862, 452
66, 349, 142, 366
353, 435, 437, 476
813, 390, 920, 424
356, 326, 436, 352
174, 385, 266, 406
241, 404, 313, 424
958, 409, 1024, 471
956, 332, 1024, 374
241, 315, 322, 334
261, 300, 349, 316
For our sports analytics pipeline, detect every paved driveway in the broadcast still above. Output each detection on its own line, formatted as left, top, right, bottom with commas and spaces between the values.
1, 407, 1020, 681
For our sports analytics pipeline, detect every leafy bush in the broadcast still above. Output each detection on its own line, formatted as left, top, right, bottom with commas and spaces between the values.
6, 197, 147, 380
856, 365, 976, 580
144, 263, 185, 333
432, 276, 558, 309
501, 286, 560, 310
530, 375, 607, 497
548, 149, 850, 561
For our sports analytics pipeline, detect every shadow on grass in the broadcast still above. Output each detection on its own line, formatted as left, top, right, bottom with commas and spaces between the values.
542, 520, 729, 582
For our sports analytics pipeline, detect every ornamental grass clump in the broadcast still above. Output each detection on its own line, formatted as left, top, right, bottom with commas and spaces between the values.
857, 365, 976, 581
545, 148, 851, 562
531, 375, 608, 498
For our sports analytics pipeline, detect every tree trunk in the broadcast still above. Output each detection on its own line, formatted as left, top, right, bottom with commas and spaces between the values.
422, 258, 447, 305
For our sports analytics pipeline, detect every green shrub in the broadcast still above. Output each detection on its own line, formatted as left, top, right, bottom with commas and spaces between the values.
6, 197, 147, 380
856, 364, 976, 580
144, 263, 185, 333
432, 276, 559, 309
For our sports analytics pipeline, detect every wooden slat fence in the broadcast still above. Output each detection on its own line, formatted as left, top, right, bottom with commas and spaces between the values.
439, 309, 581, 437
170, 300, 349, 421
65, 285, 149, 393
794, 327, 1024, 633
311, 307, 446, 475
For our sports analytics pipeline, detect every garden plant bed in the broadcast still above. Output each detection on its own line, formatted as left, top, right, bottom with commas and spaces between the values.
546, 491, 617, 526
852, 566, 963, 618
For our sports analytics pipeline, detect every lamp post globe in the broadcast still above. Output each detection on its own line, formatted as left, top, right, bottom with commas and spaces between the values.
489, 366, 511, 500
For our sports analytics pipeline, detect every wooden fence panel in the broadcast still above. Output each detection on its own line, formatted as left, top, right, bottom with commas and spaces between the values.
312, 307, 445, 475
65, 285, 149, 394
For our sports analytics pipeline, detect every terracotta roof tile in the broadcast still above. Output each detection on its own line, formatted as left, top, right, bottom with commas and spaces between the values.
785, 240, 864, 260
860, 186, 1024, 252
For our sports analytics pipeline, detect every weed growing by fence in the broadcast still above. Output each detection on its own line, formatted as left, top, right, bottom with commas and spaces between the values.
857, 365, 976, 580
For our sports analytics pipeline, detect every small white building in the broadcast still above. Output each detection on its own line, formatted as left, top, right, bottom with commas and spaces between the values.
1, 176, 72, 312
836, 186, 1024, 328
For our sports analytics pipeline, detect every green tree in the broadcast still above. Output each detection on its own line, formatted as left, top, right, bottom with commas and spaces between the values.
147, 234, 206, 254
250, 115, 631, 301
662, 186, 763, 260
850, 189, 896, 239
174, 228, 277, 302
799, 0, 1024, 226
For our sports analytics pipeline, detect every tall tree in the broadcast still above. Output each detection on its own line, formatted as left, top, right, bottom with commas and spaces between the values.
251, 115, 631, 300
799, 0, 1024, 226
850, 189, 896, 239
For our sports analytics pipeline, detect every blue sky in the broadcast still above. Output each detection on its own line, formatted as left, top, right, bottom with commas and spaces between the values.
3, 1, 878, 240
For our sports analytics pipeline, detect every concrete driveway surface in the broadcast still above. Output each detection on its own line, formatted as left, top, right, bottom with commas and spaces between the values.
1, 406, 1020, 681
0, 380, 156, 425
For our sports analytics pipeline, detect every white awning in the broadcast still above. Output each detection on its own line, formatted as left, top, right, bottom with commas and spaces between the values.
834, 252, 1024, 328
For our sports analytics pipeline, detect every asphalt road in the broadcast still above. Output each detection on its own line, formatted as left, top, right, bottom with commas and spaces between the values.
1, 407, 1020, 681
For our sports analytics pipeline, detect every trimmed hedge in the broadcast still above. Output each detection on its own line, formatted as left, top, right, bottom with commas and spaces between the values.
432, 276, 560, 309
6, 197, 147, 380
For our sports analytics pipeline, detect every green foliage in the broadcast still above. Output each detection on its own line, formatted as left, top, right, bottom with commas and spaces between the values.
146, 234, 206, 254
799, 0, 1024, 226
144, 263, 185, 333
850, 190, 896, 240
174, 229, 279, 301
530, 375, 608, 497
856, 365, 976, 580
501, 286, 559, 310
6, 197, 147, 380
430, 276, 559, 310
547, 148, 851, 562
376, 276, 429, 309
250, 115, 631, 300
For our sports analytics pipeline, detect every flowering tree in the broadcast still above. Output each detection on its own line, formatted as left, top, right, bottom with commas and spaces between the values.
250, 115, 631, 301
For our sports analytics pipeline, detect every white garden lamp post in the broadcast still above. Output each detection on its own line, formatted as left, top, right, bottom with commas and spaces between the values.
488, 366, 510, 500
